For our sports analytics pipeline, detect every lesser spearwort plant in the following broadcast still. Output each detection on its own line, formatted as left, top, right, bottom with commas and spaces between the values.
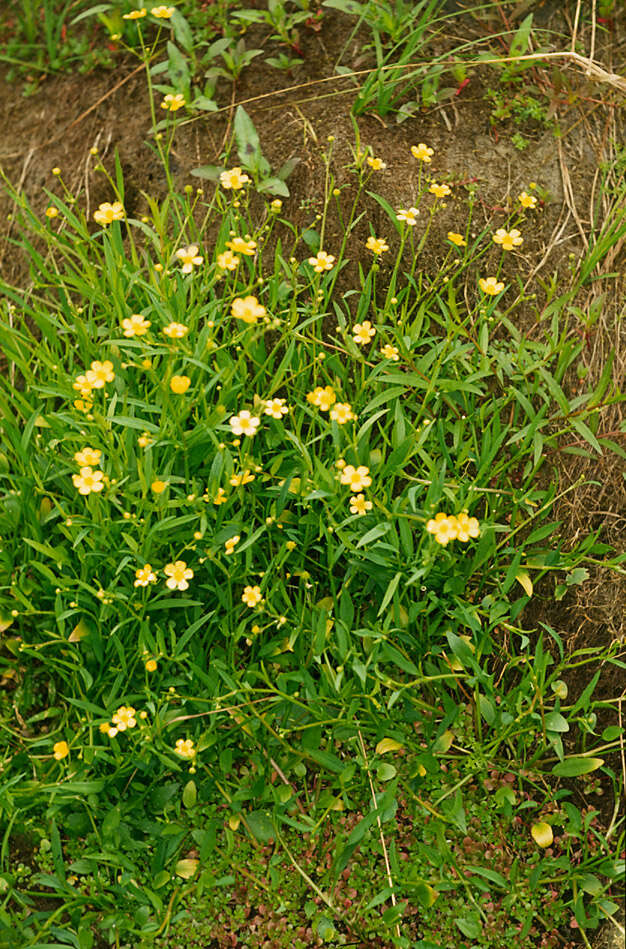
0, 36, 624, 948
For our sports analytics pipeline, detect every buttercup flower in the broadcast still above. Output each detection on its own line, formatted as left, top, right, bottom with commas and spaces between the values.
229, 410, 260, 437
213, 487, 228, 504
74, 447, 101, 467
429, 183, 451, 198
217, 250, 240, 271
350, 494, 373, 516
518, 191, 537, 209
122, 313, 151, 337
134, 564, 157, 587
145, 657, 158, 672
492, 228, 523, 251
396, 207, 419, 226
353, 321, 376, 345
161, 93, 185, 111
170, 375, 191, 393
45, 206, 59, 218
330, 402, 356, 424
447, 232, 466, 247
53, 740, 69, 760
479, 276, 505, 296
270, 199, 282, 212
93, 202, 124, 226
138, 431, 153, 448
73, 374, 93, 397
225, 535, 240, 555
308, 250, 335, 273
151, 479, 168, 493
74, 399, 92, 413
366, 236, 389, 255
112, 706, 137, 731
307, 386, 336, 411
380, 344, 399, 361
175, 245, 203, 273
175, 738, 196, 758
340, 465, 371, 491
123, 8, 147, 19
230, 470, 255, 487
164, 560, 194, 591
426, 512, 458, 546
220, 167, 251, 190
367, 156, 386, 171
264, 398, 288, 419
231, 295, 266, 324
455, 512, 480, 541
162, 322, 188, 339
72, 466, 104, 496
242, 585, 262, 607
226, 237, 256, 255
151, 5, 174, 17
86, 360, 115, 388
411, 143, 434, 162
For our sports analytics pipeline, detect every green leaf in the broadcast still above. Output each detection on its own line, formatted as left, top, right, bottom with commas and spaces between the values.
552, 757, 604, 777
545, 711, 569, 733
182, 780, 197, 808
234, 105, 262, 170
376, 763, 397, 781
246, 810, 275, 843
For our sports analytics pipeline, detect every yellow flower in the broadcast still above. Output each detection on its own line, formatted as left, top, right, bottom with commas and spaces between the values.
74, 399, 92, 413
220, 167, 251, 190
123, 8, 147, 18
162, 322, 188, 339
367, 156, 386, 171
230, 469, 255, 487
45, 206, 59, 219
122, 313, 151, 337
145, 657, 158, 672
138, 431, 153, 448
308, 250, 335, 273
72, 466, 104, 495
106, 725, 119, 738
229, 410, 260, 437
350, 494, 372, 516
455, 512, 480, 541
447, 232, 466, 247
112, 705, 137, 731
213, 486, 228, 503
53, 740, 69, 760
231, 295, 266, 324
411, 143, 434, 162
353, 321, 376, 345
518, 191, 537, 209
73, 374, 93, 397
429, 183, 451, 199
175, 245, 203, 273
380, 344, 399, 361
492, 228, 523, 251
134, 564, 157, 587
270, 199, 282, 212
226, 237, 256, 256
217, 250, 240, 271
86, 360, 115, 389
330, 402, 356, 424
161, 93, 185, 111
175, 738, 196, 758
242, 585, 262, 607
307, 386, 336, 411
366, 236, 389, 255
426, 512, 458, 546
151, 5, 174, 17
479, 276, 505, 296
151, 479, 168, 493
264, 398, 288, 419
225, 535, 240, 555
340, 465, 371, 491
164, 560, 194, 591
396, 207, 419, 226
74, 447, 101, 467
170, 375, 191, 393
93, 202, 125, 225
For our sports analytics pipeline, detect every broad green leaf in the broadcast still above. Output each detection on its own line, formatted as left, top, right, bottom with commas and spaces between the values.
552, 757, 604, 777
531, 822, 553, 847
375, 737, 403, 755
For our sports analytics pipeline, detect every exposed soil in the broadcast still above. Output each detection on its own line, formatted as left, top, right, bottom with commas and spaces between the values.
0, 2, 624, 947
